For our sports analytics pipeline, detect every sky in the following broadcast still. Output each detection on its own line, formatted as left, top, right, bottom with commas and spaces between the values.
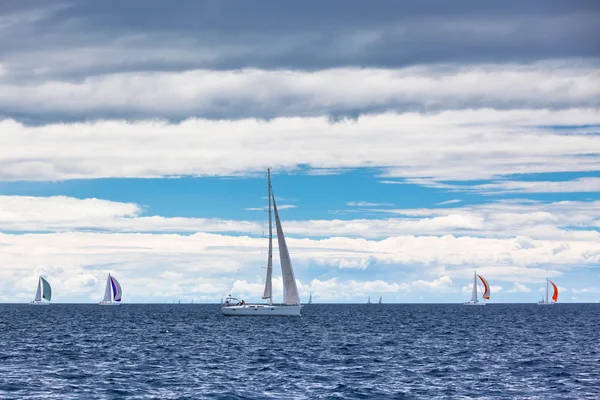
0, 0, 599, 303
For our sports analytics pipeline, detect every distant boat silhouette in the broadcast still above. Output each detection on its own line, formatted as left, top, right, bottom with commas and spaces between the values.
307, 293, 312, 304
378, 296, 382, 304
367, 296, 372, 305
464, 271, 490, 306
30, 276, 51, 306
538, 278, 558, 305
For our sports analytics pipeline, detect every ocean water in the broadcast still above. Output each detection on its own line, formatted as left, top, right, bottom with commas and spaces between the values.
1, 304, 599, 399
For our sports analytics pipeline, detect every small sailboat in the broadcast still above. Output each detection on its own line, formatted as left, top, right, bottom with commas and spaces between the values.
464, 272, 490, 306
222, 169, 302, 316
367, 296, 372, 304
538, 278, 558, 305
307, 293, 312, 305
30, 276, 51, 305
99, 273, 122, 305
378, 296, 382, 304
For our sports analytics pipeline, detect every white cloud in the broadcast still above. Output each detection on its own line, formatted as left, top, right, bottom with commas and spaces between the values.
0, 64, 598, 117
507, 282, 533, 293
0, 108, 599, 182
347, 201, 394, 207
436, 199, 462, 205
411, 276, 454, 292
466, 177, 600, 194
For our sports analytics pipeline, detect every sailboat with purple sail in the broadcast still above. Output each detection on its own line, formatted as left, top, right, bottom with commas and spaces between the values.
99, 273, 122, 305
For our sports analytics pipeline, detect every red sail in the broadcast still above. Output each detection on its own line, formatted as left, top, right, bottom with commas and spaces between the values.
477, 275, 491, 300
549, 280, 558, 302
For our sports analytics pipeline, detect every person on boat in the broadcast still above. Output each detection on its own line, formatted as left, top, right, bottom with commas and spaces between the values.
241, 300, 245, 305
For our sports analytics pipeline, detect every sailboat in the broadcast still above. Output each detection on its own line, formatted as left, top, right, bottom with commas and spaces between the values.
221, 169, 302, 316
464, 272, 490, 306
307, 293, 312, 305
538, 278, 558, 305
30, 276, 51, 305
378, 296, 382, 304
99, 273, 122, 305
367, 296, 372, 304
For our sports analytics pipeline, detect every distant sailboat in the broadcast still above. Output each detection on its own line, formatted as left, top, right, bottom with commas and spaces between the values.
222, 169, 302, 316
308, 293, 312, 305
538, 278, 558, 305
30, 276, 51, 305
367, 296, 372, 304
378, 296, 382, 304
99, 273, 122, 305
464, 272, 490, 306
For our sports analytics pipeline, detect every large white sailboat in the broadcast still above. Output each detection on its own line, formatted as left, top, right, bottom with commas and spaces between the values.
30, 276, 51, 305
221, 169, 302, 316
538, 278, 558, 305
464, 272, 490, 306
99, 273, 122, 305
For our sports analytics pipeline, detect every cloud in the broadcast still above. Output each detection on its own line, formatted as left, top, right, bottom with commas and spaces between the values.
411, 276, 454, 292
1, 108, 599, 181
507, 282, 533, 293
244, 204, 296, 211
459, 177, 600, 194
347, 201, 394, 207
1, 64, 599, 120
436, 199, 462, 205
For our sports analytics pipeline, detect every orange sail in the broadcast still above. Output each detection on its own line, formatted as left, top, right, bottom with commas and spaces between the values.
477, 275, 491, 300
549, 280, 558, 302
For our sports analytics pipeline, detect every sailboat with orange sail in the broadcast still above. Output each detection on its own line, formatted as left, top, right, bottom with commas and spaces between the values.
464, 271, 490, 306
538, 278, 558, 305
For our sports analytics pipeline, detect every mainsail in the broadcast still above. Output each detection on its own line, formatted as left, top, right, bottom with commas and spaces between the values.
103, 274, 112, 302
470, 272, 478, 302
477, 275, 490, 300
549, 280, 558, 303
41, 277, 52, 301
34, 278, 42, 302
262, 170, 273, 303
272, 194, 300, 305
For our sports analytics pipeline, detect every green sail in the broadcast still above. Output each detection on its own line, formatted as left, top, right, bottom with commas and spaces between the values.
41, 277, 52, 301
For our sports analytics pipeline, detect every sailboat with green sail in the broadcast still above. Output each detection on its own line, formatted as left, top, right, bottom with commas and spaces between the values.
30, 276, 51, 305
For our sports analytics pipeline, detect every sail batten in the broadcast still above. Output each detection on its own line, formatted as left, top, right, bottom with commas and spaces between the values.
272, 194, 300, 305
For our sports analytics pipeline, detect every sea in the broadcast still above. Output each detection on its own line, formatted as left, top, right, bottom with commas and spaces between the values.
0, 303, 598, 399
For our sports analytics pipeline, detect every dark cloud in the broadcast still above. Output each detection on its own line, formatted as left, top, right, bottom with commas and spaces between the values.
0, 0, 598, 79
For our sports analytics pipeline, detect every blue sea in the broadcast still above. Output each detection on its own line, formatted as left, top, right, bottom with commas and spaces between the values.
1, 304, 599, 399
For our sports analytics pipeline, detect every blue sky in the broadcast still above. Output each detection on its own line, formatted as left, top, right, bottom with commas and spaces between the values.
0, 0, 599, 303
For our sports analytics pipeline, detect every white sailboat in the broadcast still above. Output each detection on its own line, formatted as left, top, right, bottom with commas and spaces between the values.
30, 276, 51, 305
221, 169, 302, 316
307, 293, 312, 305
538, 278, 558, 305
378, 296, 382, 304
99, 273, 122, 305
464, 272, 490, 306
367, 296, 372, 304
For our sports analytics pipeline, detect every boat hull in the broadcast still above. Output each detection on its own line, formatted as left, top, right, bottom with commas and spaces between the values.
538, 302, 556, 305
463, 301, 486, 306
221, 304, 302, 316
99, 301, 120, 306
29, 301, 50, 306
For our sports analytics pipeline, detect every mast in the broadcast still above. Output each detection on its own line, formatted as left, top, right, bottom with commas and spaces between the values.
262, 169, 273, 305
546, 278, 549, 303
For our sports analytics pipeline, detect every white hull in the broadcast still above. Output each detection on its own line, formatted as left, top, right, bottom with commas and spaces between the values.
538, 302, 555, 306
463, 301, 486, 306
99, 301, 120, 306
221, 304, 302, 316
29, 301, 50, 306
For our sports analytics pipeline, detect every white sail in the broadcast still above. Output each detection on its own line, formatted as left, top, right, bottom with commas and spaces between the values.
470, 272, 478, 302
34, 277, 42, 302
102, 274, 112, 302
308, 293, 312, 304
272, 195, 300, 305
378, 296, 382, 304
111, 276, 122, 302
262, 170, 273, 303
368, 296, 371, 304
41, 277, 52, 301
